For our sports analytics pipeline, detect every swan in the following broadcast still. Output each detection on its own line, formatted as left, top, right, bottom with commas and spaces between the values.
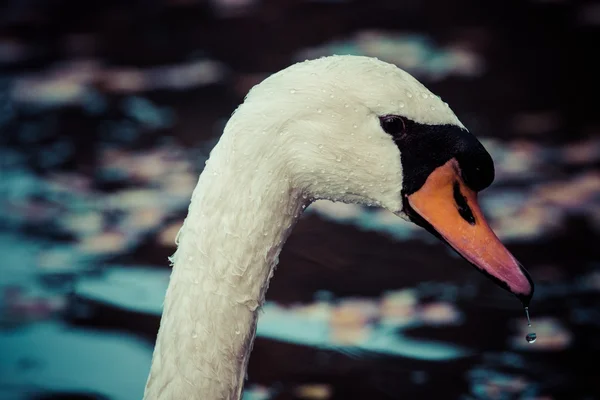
143, 55, 534, 400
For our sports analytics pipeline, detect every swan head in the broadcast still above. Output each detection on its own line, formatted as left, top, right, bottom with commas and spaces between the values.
226, 55, 533, 305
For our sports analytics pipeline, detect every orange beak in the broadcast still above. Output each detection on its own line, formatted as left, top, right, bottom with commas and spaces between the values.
405, 159, 534, 305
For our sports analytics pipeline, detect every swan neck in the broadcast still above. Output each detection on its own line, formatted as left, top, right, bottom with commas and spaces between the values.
144, 160, 305, 400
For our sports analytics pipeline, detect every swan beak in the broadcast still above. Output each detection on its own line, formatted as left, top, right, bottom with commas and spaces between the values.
405, 159, 534, 305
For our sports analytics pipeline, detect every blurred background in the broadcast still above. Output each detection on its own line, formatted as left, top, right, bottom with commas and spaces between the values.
0, 0, 599, 399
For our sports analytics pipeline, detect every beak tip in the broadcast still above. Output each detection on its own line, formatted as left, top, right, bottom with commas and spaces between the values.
516, 289, 534, 307
512, 265, 535, 307
516, 292, 533, 308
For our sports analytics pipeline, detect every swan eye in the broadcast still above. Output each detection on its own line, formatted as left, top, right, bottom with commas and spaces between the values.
379, 115, 406, 136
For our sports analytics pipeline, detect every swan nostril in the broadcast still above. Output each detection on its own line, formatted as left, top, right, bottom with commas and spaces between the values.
453, 182, 476, 225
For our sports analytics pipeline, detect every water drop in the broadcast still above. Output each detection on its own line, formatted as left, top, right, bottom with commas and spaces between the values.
290, 89, 296, 94
235, 329, 241, 335
421, 93, 428, 99
330, 94, 334, 98
191, 331, 198, 338
524, 307, 537, 344
430, 106, 436, 111
399, 101, 405, 108
188, 256, 194, 261
317, 108, 322, 113
353, 124, 357, 129
193, 279, 199, 284
344, 104, 349, 108
318, 144, 323, 149
406, 91, 413, 98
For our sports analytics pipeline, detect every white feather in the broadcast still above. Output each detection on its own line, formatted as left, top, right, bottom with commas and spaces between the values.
143, 55, 465, 400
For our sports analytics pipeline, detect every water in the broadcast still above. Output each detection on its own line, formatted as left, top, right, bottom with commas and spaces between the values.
524, 307, 537, 344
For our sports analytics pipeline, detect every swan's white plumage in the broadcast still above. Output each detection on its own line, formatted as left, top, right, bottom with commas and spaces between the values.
143, 55, 466, 400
